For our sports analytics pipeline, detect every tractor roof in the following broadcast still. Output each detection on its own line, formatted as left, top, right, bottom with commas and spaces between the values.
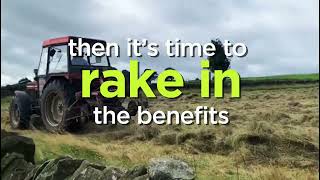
42, 36, 106, 47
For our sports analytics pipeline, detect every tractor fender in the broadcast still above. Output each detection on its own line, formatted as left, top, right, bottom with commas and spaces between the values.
42, 76, 68, 91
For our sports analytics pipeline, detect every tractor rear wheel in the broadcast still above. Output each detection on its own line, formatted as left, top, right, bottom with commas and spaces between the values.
40, 80, 74, 133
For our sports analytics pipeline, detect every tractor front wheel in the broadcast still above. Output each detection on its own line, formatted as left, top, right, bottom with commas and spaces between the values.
9, 91, 32, 129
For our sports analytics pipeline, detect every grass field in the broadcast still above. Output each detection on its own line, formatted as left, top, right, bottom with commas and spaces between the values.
241, 73, 319, 81
1, 74, 319, 179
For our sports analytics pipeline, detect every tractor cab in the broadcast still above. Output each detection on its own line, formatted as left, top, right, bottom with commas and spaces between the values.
10, 36, 139, 133
37, 36, 112, 75
31, 36, 114, 96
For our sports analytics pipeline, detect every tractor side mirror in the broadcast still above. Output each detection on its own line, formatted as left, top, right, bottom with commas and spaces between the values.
49, 49, 56, 57
34, 69, 39, 81
34, 69, 38, 76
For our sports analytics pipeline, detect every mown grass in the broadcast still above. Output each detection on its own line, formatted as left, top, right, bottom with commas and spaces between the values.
1, 81, 319, 179
1, 96, 12, 111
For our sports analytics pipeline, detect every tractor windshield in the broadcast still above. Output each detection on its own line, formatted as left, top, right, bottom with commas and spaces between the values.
70, 49, 111, 67
88, 54, 111, 67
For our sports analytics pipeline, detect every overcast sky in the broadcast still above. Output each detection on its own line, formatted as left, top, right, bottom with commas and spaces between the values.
1, 0, 319, 86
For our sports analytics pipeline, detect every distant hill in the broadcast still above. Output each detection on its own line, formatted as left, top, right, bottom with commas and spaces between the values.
240, 73, 319, 86
241, 73, 319, 81
185, 73, 319, 88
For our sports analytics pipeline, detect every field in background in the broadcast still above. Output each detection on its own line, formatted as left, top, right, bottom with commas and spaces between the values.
241, 73, 319, 81
185, 73, 319, 88
1, 74, 319, 179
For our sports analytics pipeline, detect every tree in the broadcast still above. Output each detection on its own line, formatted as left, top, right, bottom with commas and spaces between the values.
18, 78, 31, 85
208, 39, 230, 72
164, 67, 175, 81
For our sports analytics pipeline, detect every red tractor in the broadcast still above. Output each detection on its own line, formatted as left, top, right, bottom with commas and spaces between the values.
9, 36, 141, 133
